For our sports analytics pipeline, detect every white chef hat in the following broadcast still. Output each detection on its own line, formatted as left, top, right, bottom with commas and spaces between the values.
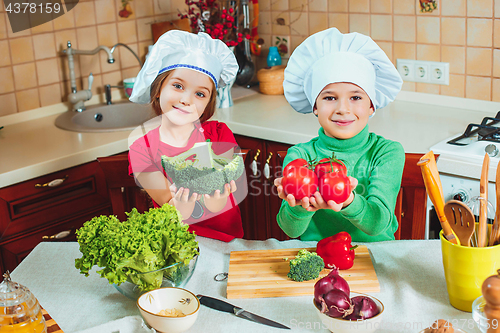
130, 30, 239, 104
283, 28, 402, 114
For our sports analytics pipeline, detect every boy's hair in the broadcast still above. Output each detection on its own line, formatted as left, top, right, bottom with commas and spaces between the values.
149, 70, 217, 123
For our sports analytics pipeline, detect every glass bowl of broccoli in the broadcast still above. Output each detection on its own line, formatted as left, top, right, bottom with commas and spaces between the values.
113, 254, 199, 300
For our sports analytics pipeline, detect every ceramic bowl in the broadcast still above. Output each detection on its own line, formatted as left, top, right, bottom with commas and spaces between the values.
113, 254, 198, 300
472, 295, 488, 333
313, 292, 384, 333
137, 287, 200, 333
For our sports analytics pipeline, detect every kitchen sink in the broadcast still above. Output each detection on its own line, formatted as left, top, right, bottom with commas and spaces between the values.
55, 102, 155, 133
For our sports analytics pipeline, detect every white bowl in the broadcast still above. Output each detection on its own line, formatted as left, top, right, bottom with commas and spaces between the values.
137, 287, 200, 333
314, 292, 384, 333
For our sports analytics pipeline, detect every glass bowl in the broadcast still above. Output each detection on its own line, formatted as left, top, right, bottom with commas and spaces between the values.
113, 254, 198, 300
472, 295, 488, 333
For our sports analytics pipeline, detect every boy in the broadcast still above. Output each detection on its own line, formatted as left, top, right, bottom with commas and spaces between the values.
274, 28, 405, 242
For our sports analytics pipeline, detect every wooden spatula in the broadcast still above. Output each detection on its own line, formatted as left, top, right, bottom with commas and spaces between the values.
490, 160, 500, 246
444, 200, 475, 247
479, 153, 490, 247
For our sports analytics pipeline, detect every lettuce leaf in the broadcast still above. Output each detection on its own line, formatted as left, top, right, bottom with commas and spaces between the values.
75, 204, 199, 291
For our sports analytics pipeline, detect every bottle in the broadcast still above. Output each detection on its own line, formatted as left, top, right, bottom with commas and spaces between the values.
267, 46, 282, 67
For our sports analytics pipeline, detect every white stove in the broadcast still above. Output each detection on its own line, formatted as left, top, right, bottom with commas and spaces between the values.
426, 112, 500, 239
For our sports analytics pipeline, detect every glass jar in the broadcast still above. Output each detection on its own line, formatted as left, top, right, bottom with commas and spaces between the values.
0, 272, 47, 333
467, 196, 495, 247
267, 46, 282, 67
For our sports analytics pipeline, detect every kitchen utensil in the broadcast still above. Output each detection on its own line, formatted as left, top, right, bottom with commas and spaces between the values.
479, 153, 490, 247
249, 0, 262, 56
226, 246, 379, 299
490, 160, 500, 246
418, 152, 457, 244
235, 0, 255, 86
444, 200, 475, 247
197, 294, 290, 329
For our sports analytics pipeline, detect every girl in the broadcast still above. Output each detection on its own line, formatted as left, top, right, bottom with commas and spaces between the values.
274, 28, 405, 242
128, 30, 244, 242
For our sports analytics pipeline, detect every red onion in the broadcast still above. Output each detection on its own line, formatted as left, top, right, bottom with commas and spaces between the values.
318, 289, 353, 318
314, 268, 350, 305
345, 296, 380, 320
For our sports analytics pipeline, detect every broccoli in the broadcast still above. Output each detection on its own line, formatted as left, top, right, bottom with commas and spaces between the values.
287, 249, 325, 282
161, 142, 245, 195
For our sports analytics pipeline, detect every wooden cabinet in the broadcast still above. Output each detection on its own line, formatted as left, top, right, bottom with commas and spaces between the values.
0, 161, 112, 274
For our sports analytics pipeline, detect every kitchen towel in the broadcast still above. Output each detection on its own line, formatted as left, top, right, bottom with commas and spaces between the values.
72, 315, 155, 333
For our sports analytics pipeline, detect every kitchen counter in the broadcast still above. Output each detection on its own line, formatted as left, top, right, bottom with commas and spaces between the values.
1, 87, 500, 188
11, 237, 480, 333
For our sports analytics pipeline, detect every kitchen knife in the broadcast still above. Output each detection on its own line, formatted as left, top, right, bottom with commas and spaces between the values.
197, 294, 290, 330
478, 153, 489, 247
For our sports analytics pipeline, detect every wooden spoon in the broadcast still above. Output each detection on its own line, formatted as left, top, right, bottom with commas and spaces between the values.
490, 159, 500, 246
444, 200, 475, 247
479, 153, 489, 247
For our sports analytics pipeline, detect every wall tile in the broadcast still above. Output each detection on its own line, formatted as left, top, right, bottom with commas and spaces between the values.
137, 18, 153, 42
39, 83, 62, 107
441, 46, 465, 74
328, 13, 348, 33
138, 41, 150, 61
393, 0, 414, 14
417, 16, 440, 44
466, 76, 491, 100
0, 93, 17, 116
371, 0, 392, 14
441, 17, 466, 46
441, 74, 465, 97
291, 0, 308, 10
115, 0, 136, 21
10, 37, 34, 64
95, 0, 116, 24
467, 47, 492, 76
36, 59, 60, 85
495, 19, 500, 47
349, 0, 369, 13
153, 0, 170, 15
16, 88, 40, 112
0, 67, 14, 93
291, 35, 307, 50
349, 14, 370, 35
492, 78, 500, 101
308, 12, 328, 35
376, 41, 393, 62
259, 11, 272, 35
102, 70, 122, 87
416, 82, 439, 94
119, 42, 139, 68
97, 23, 118, 46
135, 0, 154, 18
53, 8, 75, 30
467, 0, 493, 17
272, 0, 289, 11
76, 26, 98, 50
7, 23, 30, 39
401, 80, 416, 92
371, 15, 392, 41
494, 49, 500, 77
291, 11, 309, 35
394, 15, 415, 42
121, 66, 140, 81
417, 44, 440, 61
74, 1, 96, 27
329, 0, 348, 12
33, 33, 57, 60
13, 63, 37, 89
441, 0, 466, 16
54, 30, 77, 54
0, 14, 7, 39
310, 0, 327, 12
467, 18, 493, 47
496, 0, 500, 18
31, 20, 53, 35
394, 42, 416, 60
0, 40, 11, 67
117, 20, 138, 44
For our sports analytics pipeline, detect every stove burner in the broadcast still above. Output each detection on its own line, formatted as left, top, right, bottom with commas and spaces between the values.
447, 111, 500, 145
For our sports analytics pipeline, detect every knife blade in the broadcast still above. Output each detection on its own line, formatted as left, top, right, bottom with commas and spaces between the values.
197, 294, 290, 330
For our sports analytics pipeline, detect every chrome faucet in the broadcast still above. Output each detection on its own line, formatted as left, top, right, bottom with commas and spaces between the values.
63, 41, 115, 112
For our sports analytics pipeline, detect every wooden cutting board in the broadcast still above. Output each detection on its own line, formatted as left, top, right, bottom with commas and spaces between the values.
227, 246, 379, 299
42, 307, 64, 333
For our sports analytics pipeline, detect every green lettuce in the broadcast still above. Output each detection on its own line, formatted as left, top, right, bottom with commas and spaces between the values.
75, 204, 199, 291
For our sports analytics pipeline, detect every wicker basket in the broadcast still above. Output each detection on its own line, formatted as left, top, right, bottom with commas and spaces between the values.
257, 65, 286, 95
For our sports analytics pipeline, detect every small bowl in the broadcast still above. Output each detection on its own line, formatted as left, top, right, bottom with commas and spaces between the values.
314, 292, 384, 333
113, 254, 198, 300
472, 295, 488, 333
137, 287, 200, 333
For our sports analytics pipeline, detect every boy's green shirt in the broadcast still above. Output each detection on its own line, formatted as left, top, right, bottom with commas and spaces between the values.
277, 125, 405, 242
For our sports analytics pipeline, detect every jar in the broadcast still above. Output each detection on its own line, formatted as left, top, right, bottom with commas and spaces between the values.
0, 272, 46, 332
267, 46, 282, 67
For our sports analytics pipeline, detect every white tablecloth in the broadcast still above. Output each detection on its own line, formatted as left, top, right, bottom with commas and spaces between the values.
11, 237, 481, 333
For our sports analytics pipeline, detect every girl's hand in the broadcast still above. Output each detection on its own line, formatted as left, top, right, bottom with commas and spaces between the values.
168, 185, 200, 220
309, 177, 358, 212
274, 177, 318, 212
203, 180, 237, 213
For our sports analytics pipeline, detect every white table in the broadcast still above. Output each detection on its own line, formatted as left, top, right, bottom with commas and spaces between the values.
11, 237, 481, 333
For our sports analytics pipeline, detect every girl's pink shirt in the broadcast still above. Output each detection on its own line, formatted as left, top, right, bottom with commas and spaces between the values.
128, 120, 243, 242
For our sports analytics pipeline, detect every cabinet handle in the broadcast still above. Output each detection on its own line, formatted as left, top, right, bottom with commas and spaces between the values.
35, 175, 68, 188
250, 149, 261, 176
264, 152, 273, 179
42, 230, 72, 241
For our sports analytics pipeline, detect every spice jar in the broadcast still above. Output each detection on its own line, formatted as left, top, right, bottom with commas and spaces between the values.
0, 271, 47, 332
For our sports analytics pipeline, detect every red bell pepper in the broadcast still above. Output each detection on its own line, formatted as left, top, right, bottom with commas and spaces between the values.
316, 231, 358, 270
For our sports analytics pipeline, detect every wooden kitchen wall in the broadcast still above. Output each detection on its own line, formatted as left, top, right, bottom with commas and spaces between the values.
2, 0, 500, 116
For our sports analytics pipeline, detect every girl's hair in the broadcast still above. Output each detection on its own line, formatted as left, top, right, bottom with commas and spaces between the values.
149, 70, 217, 123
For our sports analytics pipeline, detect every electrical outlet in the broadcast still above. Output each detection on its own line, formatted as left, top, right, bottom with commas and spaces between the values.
430, 62, 450, 85
273, 35, 290, 58
396, 59, 415, 81
396, 59, 449, 85
414, 61, 430, 83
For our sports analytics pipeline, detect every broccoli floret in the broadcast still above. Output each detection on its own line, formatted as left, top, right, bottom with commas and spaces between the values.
161, 153, 244, 195
287, 249, 325, 282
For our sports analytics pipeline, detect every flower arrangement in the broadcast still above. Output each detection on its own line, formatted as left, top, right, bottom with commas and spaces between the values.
178, 0, 250, 47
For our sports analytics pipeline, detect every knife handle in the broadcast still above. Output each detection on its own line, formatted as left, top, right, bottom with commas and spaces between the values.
197, 295, 238, 314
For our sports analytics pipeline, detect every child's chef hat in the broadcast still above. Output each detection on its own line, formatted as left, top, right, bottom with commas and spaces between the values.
130, 30, 238, 104
283, 28, 402, 114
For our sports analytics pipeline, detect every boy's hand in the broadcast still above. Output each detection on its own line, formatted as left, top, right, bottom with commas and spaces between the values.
309, 177, 358, 212
274, 177, 318, 211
